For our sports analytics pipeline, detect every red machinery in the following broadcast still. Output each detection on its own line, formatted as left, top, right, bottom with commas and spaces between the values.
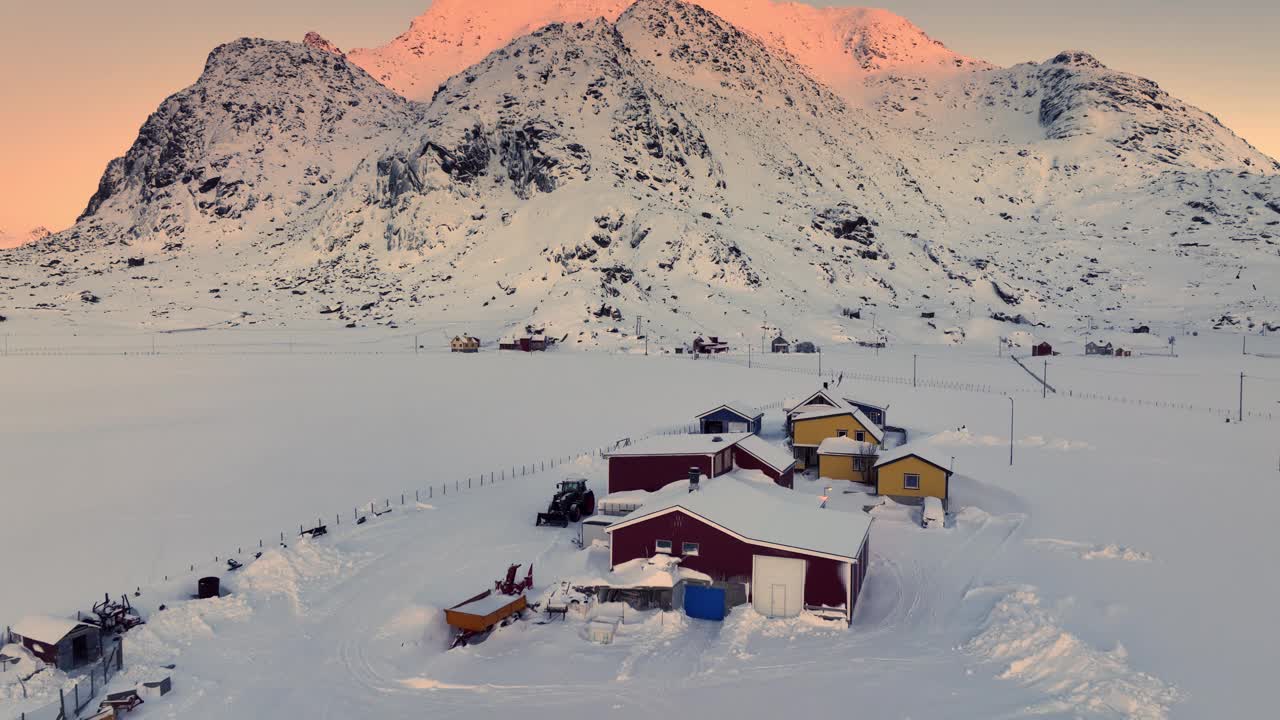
495, 563, 533, 596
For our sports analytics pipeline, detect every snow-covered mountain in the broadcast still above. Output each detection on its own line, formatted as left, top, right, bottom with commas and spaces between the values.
2, 0, 1277, 343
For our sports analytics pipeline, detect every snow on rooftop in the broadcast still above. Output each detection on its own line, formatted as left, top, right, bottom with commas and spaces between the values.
873, 439, 952, 470
793, 405, 885, 441
452, 591, 524, 615
735, 434, 796, 473
818, 436, 878, 456
697, 400, 762, 419
607, 433, 752, 457
579, 555, 712, 589
608, 472, 871, 561
12, 615, 88, 644
783, 389, 843, 412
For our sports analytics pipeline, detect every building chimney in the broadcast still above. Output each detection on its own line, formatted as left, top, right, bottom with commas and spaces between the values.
688, 467, 701, 492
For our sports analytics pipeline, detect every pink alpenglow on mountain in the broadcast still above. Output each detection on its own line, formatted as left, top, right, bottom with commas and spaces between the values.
348, 0, 981, 102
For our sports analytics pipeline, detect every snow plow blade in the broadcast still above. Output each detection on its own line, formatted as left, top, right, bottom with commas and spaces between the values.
536, 512, 569, 527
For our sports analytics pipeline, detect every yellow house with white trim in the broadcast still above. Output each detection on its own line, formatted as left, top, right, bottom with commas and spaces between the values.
874, 445, 952, 502
817, 436, 878, 483
791, 406, 883, 469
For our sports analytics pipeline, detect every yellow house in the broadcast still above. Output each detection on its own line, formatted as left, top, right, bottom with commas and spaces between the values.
817, 436, 878, 483
791, 406, 883, 469
873, 445, 952, 502
451, 335, 480, 353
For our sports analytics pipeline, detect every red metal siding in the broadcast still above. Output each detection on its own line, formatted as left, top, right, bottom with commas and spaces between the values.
732, 448, 794, 488
610, 510, 852, 609
608, 454, 713, 494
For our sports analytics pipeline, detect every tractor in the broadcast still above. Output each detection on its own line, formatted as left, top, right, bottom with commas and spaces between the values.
535, 478, 596, 527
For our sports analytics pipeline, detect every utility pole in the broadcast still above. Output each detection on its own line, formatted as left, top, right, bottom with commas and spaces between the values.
1239, 372, 1245, 422
818, 347, 822, 377
414, 334, 419, 354
1008, 397, 1015, 466
1243, 335, 1247, 356
1043, 359, 1048, 399
913, 354, 917, 387
748, 345, 752, 369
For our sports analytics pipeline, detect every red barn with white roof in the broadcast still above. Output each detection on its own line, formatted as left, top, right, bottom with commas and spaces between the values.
606, 474, 872, 623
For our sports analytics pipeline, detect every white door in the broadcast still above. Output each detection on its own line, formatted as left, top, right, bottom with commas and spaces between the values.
752, 555, 805, 618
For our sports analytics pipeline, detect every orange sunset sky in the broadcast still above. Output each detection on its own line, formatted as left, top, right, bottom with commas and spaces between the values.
1, 0, 1276, 238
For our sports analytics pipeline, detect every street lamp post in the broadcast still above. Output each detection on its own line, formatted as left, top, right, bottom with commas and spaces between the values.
1008, 396, 1015, 466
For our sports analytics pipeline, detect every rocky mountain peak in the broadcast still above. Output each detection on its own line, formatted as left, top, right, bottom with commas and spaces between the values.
303, 31, 344, 56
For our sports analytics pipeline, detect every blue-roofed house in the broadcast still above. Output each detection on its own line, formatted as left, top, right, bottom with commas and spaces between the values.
695, 401, 763, 435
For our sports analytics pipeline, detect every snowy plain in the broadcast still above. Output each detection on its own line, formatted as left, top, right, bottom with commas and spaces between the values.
2, 332, 1278, 719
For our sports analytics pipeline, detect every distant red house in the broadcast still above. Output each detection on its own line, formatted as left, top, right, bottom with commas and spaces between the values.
499, 332, 549, 352
692, 336, 730, 354
1031, 341, 1053, 357
606, 475, 872, 623
606, 433, 795, 493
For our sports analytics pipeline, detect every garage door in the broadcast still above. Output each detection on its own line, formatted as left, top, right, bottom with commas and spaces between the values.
752, 555, 805, 618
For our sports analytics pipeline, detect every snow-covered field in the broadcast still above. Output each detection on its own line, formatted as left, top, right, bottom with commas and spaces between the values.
3, 335, 1278, 719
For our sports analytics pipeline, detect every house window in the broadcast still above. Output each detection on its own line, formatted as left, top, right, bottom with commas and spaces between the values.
904, 473, 921, 490
655, 539, 673, 554
836, 429, 848, 437
855, 431, 866, 442
682, 542, 700, 556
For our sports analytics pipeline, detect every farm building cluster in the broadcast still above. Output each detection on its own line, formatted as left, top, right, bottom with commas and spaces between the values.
477, 384, 962, 646
448, 328, 558, 353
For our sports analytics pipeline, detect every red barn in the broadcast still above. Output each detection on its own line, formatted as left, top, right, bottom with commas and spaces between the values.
606, 433, 750, 494
606, 475, 872, 624
606, 434, 795, 493
1031, 341, 1053, 357
732, 434, 797, 489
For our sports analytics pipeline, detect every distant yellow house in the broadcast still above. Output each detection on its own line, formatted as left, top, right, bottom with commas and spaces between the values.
874, 445, 952, 503
451, 335, 480, 353
791, 406, 883, 469
817, 436, 878, 483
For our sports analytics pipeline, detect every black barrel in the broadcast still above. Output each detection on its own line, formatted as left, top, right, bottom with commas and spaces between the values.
197, 576, 221, 599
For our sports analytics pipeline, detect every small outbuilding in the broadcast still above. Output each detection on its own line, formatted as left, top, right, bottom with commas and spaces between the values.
1031, 341, 1054, 357
696, 401, 763, 435
873, 443, 953, 504
771, 336, 790, 353
817, 436, 879, 483
581, 516, 614, 548
606, 433, 750, 494
1085, 341, 1114, 356
9, 616, 102, 671
606, 474, 872, 624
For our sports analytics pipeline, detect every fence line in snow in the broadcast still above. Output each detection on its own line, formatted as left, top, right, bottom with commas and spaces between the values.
703, 351, 1276, 422
0, 414, 709, 717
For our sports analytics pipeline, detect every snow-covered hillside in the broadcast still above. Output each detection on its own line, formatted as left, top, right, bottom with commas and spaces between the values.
1, 0, 1277, 344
